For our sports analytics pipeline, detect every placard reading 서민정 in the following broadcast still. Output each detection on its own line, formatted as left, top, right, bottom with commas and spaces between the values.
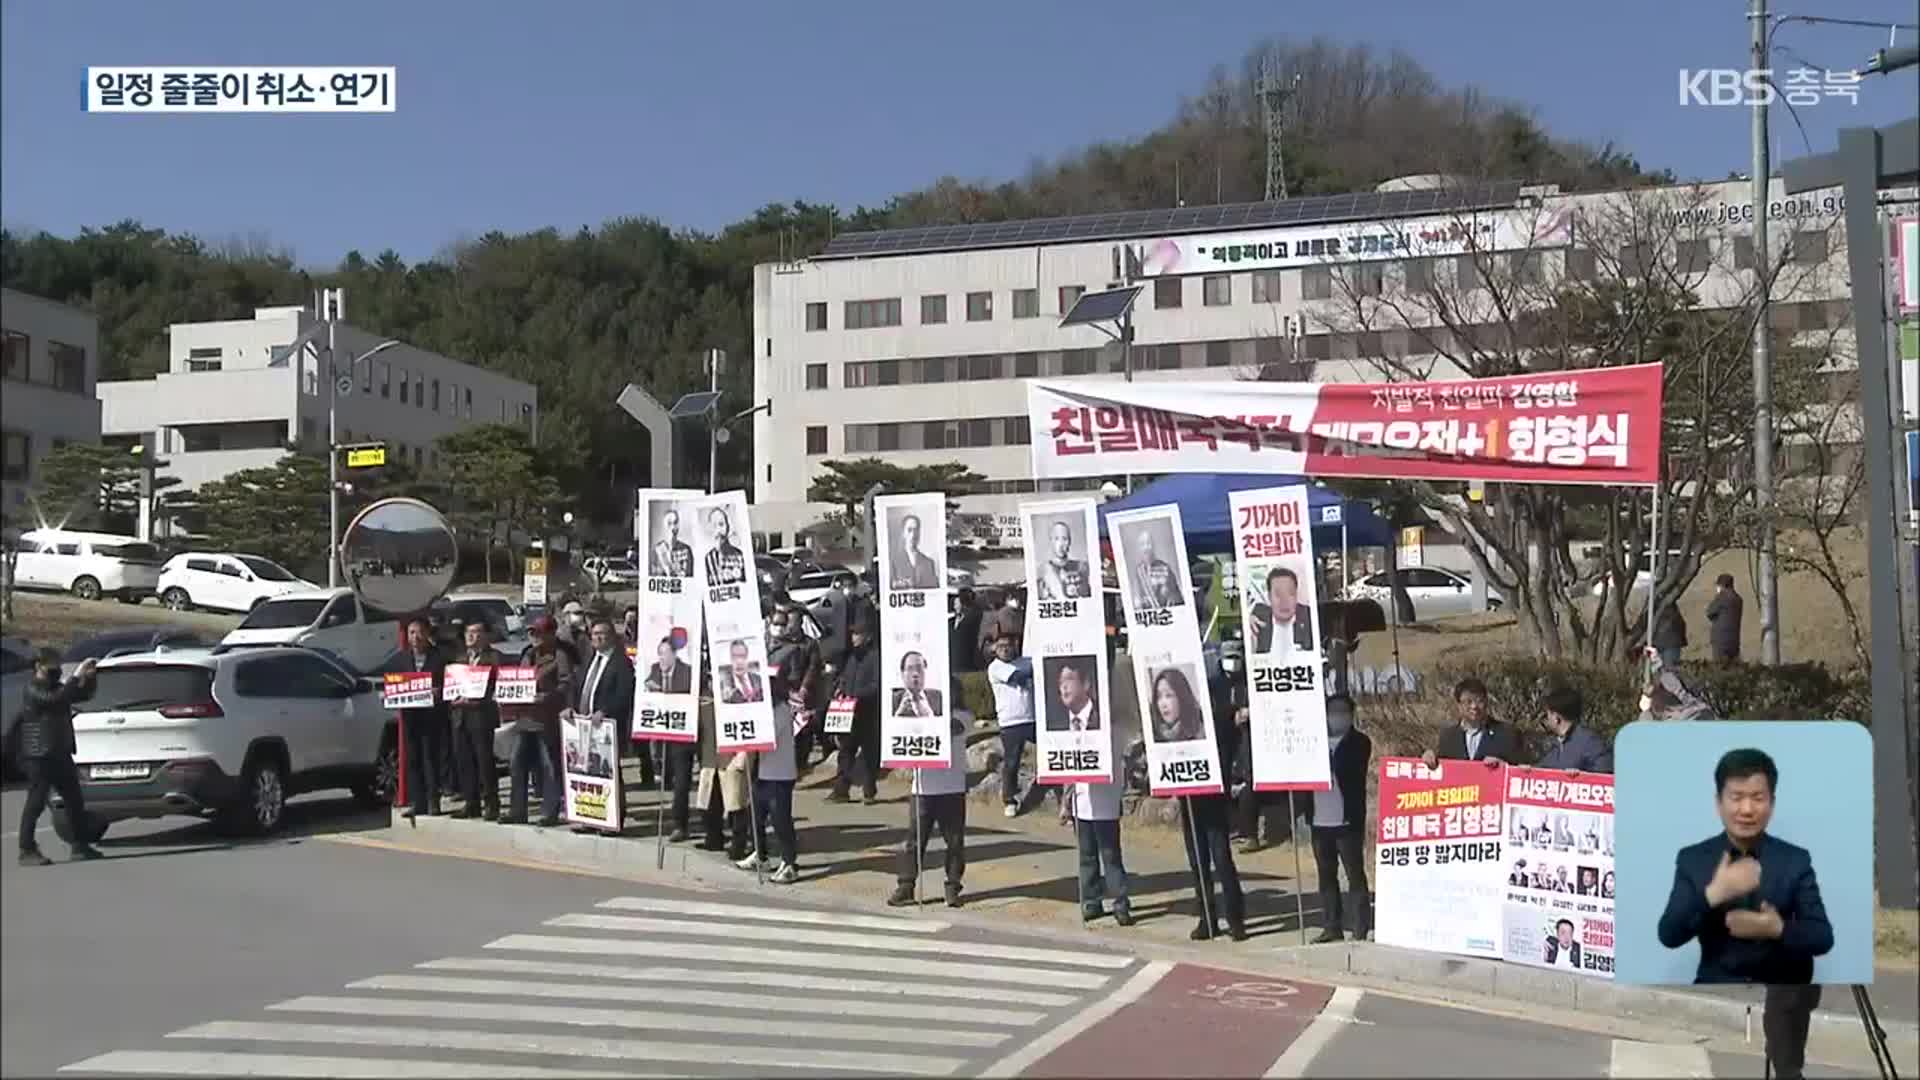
1227, 485, 1330, 793
632, 488, 704, 744
876, 492, 952, 769
560, 709, 623, 833
1372, 757, 1506, 959
1499, 767, 1615, 979
692, 490, 775, 753
1109, 503, 1222, 797
1022, 498, 1114, 785
381, 672, 436, 710
492, 666, 537, 705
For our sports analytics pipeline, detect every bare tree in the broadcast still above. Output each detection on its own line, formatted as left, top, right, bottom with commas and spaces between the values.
1773, 377, 1870, 669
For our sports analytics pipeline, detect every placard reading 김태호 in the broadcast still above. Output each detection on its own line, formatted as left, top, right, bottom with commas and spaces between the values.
560, 710, 623, 833
1500, 766, 1615, 979
632, 488, 704, 744
1373, 757, 1506, 959
1022, 499, 1114, 785
1228, 485, 1330, 792
1109, 503, 1222, 797
693, 490, 775, 753
876, 492, 952, 768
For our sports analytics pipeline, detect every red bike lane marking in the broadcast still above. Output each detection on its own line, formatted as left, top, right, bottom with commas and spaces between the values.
1023, 963, 1332, 1078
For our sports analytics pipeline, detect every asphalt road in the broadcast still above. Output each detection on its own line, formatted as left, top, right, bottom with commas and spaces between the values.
0, 786, 1880, 1078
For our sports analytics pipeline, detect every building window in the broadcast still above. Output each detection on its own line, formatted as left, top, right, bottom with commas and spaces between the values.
966, 291, 993, 321
921, 295, 947, 324
1456, 255, 1488, 290
805, 426, 828, 455
463, 387, 472, 418
1732, 236, 1757, 271
1153, 278, 1182, 309
1616, 244, 1651, 279
187, 345, 223, 373
806, 302, 828, 331
805, 363, 829, 390
398, 368, 409, 404
1790, 230, 1829, 265
1564, 248, 1598, 280
1014, 353, 1038, 378
1202, 275, 1232, 306
844, 298, 902, 330
1250, 271, 1283, 304
2, 331, 29, 381
1672, 240, 1710, 276
431, 379, 441, 411
48, 341, 87, 393
520, 402, 534, 427
1350, 265, 1386, 297
188, 346, 223, 360
1059, 285, 1085, 314
1298, 335, 1332, 362
1012, 289, 1040, 319
500, 399, 507, 421
964, 354, 999, 380
1507, 252, 1543, 285
1062, 348, 1097, 376
1, 430, 29, 483
1301, 267, 1332, 301
414, 375, 424, 408
377, 362, 390, 398
1206, 340, 1233, 367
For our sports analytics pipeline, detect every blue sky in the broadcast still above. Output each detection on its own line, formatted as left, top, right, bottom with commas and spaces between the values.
2, 0, 1914, 267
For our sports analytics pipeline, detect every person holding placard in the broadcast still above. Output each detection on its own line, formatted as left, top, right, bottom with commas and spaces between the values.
502, 615, 573, 826
1309, 694, 1373, 943
400, 618, 450, 820
1185, 672, 1249, 942
886, 694, 970, 909
827, 616, 883, 805
447, 620, 506, 821
1061, 746, 1132, 926
986, 633, 1035, 816
741, 653, 802, 884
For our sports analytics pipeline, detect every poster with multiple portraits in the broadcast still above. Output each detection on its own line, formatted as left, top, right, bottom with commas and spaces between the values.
1227, 485, 1331, 792
1500, 767, 1615, 979
691, 490, 774, 753
632, 488, 704, 744
1108, 504, 1222, 797
1021, 499, 1113, 784
876, 492, 952, 769
560, 708, 623, 832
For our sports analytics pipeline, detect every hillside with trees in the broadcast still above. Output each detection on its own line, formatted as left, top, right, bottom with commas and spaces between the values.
1, 39, 1668, 528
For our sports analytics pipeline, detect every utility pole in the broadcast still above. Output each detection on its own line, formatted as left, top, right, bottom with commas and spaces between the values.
326, 288, 343, 588
1749, 0, 1782, 664
1111, 245, 1138, 495
705, 348, 724, 494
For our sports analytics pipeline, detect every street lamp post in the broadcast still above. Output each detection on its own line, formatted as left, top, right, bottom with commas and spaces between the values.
320, 290, 401, 587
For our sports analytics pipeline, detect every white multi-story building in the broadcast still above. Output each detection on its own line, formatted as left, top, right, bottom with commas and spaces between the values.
98, 305, 538, 492
753, 175, 1882, 545
2, 288, 103, 515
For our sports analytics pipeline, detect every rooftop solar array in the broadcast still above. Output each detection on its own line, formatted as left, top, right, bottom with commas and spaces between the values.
817, 182, 1525, 260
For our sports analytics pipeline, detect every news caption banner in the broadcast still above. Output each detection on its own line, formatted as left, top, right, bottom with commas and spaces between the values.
1109, 504, 1223, 797
1027, 362, 1665, 488
85, 67, 394, 113
1021, 498, 1115, 785
1227, 485, 1331, 794
560, 710, 623, 833
632, 488, 704, 747
876, 492, 952, 769
1374, 758, 1617, 979
693, 490, 774, 754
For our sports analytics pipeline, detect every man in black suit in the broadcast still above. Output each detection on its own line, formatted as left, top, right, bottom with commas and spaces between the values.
1422, 678, 1526, 769
576, 620, 636, 733
1044, 656, 1101, 731
890, 650, 945, 717
704, 507, 746, 586
643, 637, 693, 694
1308, 694, 1373, 942
1658, 747, 1833, 1079
891, 514, 939, 589
1251, 567, 1315, 655
717, 639, 766, 704
400, 618, 450, 820
1037, 520, 1091, 601
650, 506, 694, 578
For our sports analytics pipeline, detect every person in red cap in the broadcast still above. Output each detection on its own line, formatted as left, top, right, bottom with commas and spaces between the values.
501, 614, 574, 825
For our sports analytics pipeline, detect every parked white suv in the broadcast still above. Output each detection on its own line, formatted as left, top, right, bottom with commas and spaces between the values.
158, 552, 316, 614
53, 645, 396, 841
220, 586, 401, 674
12, 529, 163, 603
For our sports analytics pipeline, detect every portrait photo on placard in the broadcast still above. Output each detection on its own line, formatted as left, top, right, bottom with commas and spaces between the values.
1144, 661, 1208, 745
646, 499, 695, 579
1029, 510, 1093, 601
699, 503, 747, 586
1041, 654, 1102, 732
711, 636, 768, 705
889, 648, 945, 718
639, 631, 694, 693
1245, 561, 1316, 657
1612, 720, 1872, 986
883, 505, 942, 591
1116, 517, 1184, 611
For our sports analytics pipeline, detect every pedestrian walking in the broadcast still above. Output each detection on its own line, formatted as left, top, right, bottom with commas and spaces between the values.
1705, 573, 1743, 664
887, 699, 970, 909
1310, 694, 1372, 943
502, 615, 573, 826
400, 618, 449, 819
448, 621, 505, 820
985, 633, 1035, 816
1062, 740, 1132, 925
826, 616, 882, 805
15, 649, 103, 865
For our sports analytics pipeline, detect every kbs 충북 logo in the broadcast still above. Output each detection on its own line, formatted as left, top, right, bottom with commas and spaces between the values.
85, 67, 396, 113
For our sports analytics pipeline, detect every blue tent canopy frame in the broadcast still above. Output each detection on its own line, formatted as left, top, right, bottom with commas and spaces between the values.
1095, 473, 1396, 554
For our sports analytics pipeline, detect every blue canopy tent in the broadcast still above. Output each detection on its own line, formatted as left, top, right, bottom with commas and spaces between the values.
1095, 473, 1395, 553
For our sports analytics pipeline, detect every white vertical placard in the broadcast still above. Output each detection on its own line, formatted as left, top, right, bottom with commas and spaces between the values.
1022, 498, 1114, 783
691, 490, 774, 753
877, 492, 951, 768
1108, 503, 1223, 796
632, 488, 704, 743
1228, 485, 1331, 791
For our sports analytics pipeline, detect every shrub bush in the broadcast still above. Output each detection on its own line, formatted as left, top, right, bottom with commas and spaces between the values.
956, 671, 997, 721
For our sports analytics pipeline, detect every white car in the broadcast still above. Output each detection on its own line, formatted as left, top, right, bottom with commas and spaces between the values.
54, 644, 394, 841
443, 591, 526, 635
1344, 567, 1504, 620
12, 529, 163, 603
158, 552, 317, 614
221, 586, 402, 674
582, 556, 639, 588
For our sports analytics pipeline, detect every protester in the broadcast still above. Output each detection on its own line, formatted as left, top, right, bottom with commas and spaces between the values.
448, 620, 505, 820
1061, 734, 1132, 926
1185, 672, 1249, 941
985, 633, 1035, 816
741, 649, 801, 884
1423, 678, 1526, 769
768, 605, 825, 769
1653, 604, 1688, 669
696, 693, 752, 860
1310, 694, 1372, 942
16, 649, 102, 866
576, 618, 636, 813
977, 591, 1024, 668
620, 605, 639, 652
502, 614, 573, 826
1705, 573, 1743, 664
827, 615, 882, 805
400, 618, 450, 819
1533, 685, 1613, 773
816, 572, 866, 674
888, 689, 970, 909
949, 589, 983, 674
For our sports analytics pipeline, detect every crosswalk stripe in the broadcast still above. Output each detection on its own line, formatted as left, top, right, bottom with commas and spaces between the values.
1264, 987, 1363, 1077
418, 956, 1084, 1008
266, 995, 1011, 1049
596, 895, 950, 933
171, 1020, 965, 1076
59, 1050, 651, 1078
1608, 1039, 1715, 1078
351, 974, 1046, 1026
487, 934, 1114, 989
546, 913, 1134, 970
